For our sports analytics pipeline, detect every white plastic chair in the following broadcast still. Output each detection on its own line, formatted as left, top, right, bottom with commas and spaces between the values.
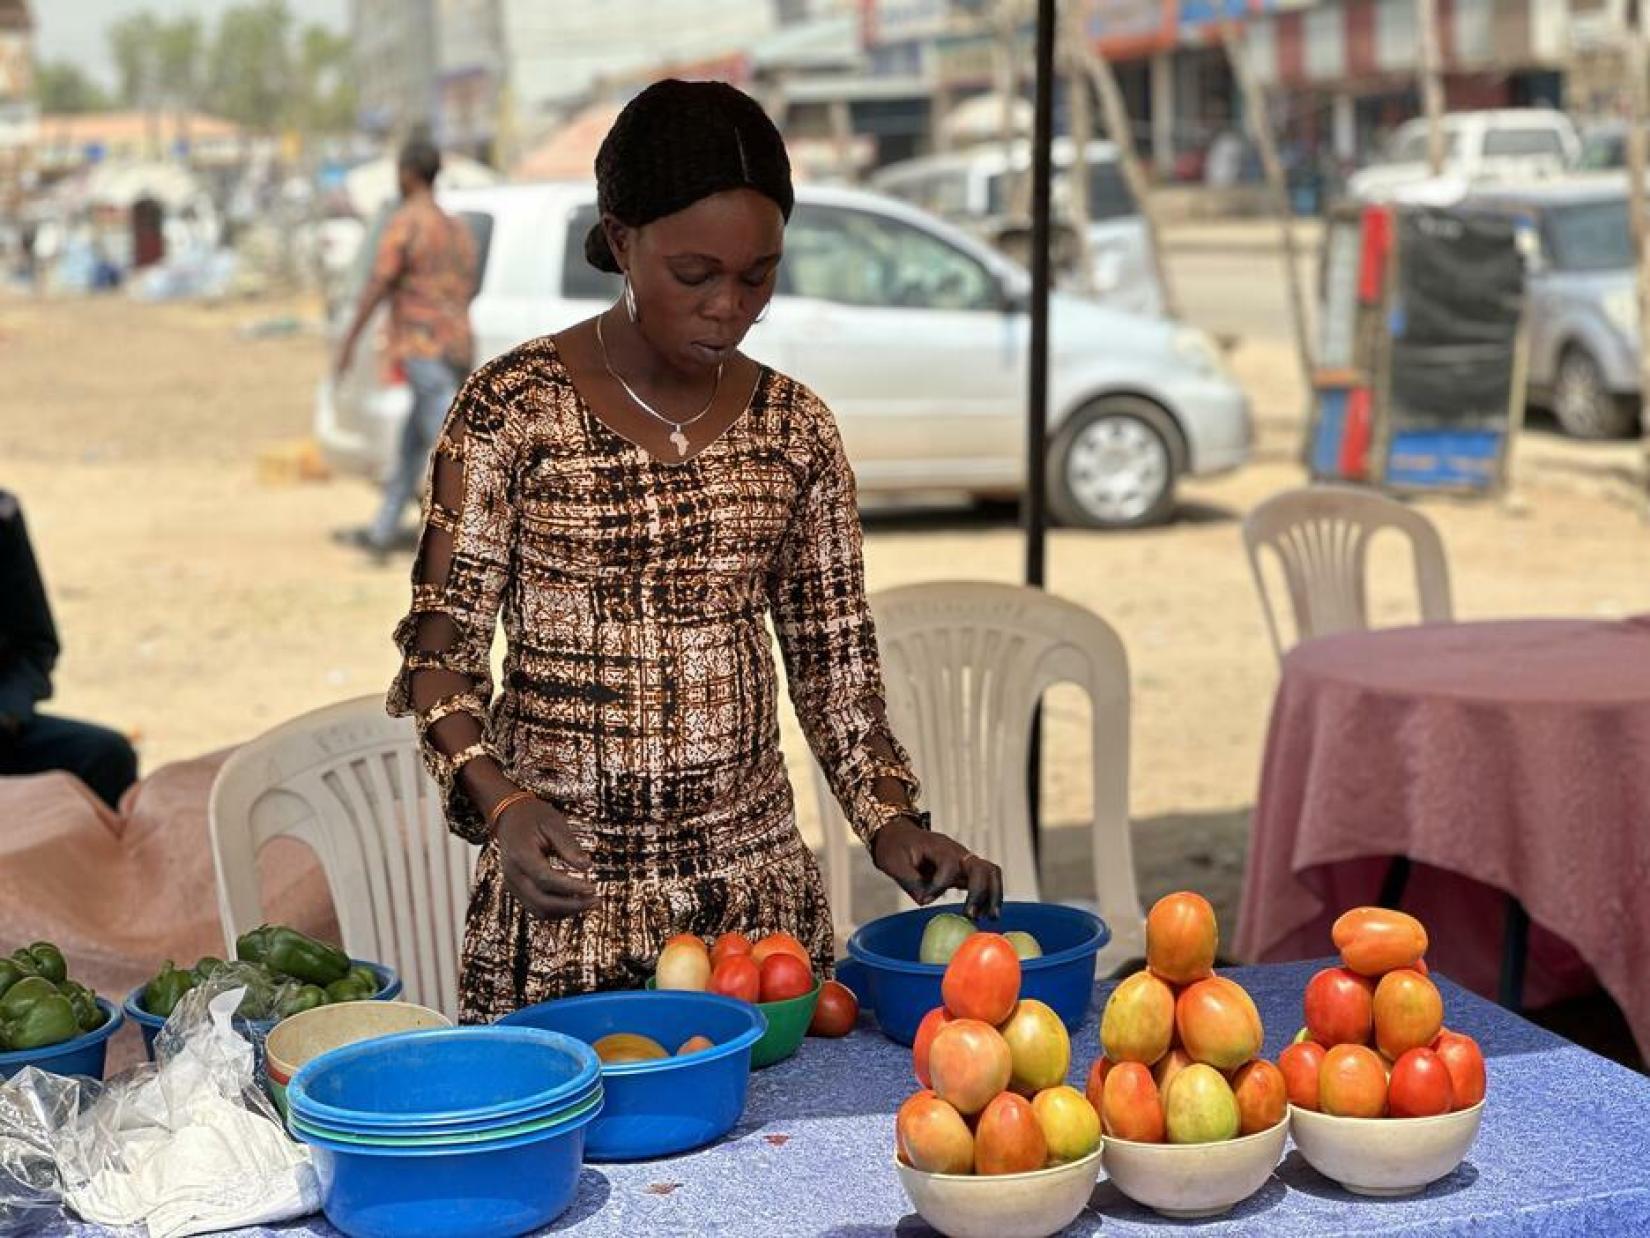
209, 695, 477, 1020
810, 581, 1145, 974
1243, 484, 1454, 661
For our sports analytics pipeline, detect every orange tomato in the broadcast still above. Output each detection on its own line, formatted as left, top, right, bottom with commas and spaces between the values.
940, 933, 1021, 1025
750, 932, 811, 969
1318, 1044, 1387, 1118
1145, 891, 1219, 985
1332, 907, 1428, 977
1373, 969, 1444, 1059
708, 955, 760, 1004
808, 980, 858, 1037
758, 952, 814, 1003
1100, 1061, 1166, 1143
663, 933, 709, 955
1231, 1059, 1288, 1135
1387, 1048, 1454, 1118
1083, 1055, 1113, 1115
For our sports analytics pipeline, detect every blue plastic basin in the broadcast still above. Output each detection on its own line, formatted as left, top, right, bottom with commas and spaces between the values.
297, 1095, 598, 1238
0, 998, 124, 1081
498, 989, 766, 1162
846, 902, 1109, 1046
123, 959, 403, 1061
294, 1075, 605, 1139
289, 1027, 598, 1131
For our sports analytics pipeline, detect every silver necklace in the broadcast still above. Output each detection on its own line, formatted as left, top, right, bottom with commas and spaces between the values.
595, 311, 724, 458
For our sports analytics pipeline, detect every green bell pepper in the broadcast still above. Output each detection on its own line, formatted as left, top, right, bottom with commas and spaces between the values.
277, 984, 330, 1018
0, 959, 24, 1001
57, 979, 105, 1032
192, 956, 226, 984
324, 973, 376, 1004
12, 942, 67, 986
235, 925, 349, 987
0, 987, 78, 1052
143, 961, 197, 1018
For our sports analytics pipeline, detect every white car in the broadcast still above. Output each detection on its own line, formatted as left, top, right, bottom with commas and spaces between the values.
1348, 109, 1580, 204
318, 181, 1249, 528
871, 138, 1164, 318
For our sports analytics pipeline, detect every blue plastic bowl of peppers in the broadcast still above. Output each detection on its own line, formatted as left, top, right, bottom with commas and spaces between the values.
0, 940, 126, 1081
123, 923, 402, 1061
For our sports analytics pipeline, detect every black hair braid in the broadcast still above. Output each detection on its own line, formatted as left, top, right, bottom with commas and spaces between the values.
585, 79, 794, 273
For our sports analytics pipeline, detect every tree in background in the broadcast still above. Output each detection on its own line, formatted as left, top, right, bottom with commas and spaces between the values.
33, 62, 111, 114
205, 0, 294, 133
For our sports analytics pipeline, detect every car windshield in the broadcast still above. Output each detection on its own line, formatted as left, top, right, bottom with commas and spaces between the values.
1385, 128, 1460, 164
984, 161, 1136, 220
1544, 200, 1634, 271
1580, 132, 1627, 170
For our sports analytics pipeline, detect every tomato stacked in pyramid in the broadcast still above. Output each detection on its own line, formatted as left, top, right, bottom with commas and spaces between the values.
895, 933, 1101, 1175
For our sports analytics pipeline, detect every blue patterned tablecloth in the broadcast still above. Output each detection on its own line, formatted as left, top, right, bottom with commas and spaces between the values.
44, 960, 1650, 1236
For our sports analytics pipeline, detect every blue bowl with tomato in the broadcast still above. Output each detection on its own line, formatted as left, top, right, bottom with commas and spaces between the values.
499, 989, 766, 1161
846, 902, 1108, 1046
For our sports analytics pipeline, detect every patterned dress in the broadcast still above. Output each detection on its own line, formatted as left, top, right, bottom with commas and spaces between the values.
387, 336, 921, 1022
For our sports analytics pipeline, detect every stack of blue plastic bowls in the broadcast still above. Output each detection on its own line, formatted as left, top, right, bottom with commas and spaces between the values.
285, 1026, 603, 1238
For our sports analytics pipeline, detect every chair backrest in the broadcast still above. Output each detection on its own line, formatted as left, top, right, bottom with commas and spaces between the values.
1242, 484, 1454, 660
811, 581, 1145, 972
208, 695, 476, 1019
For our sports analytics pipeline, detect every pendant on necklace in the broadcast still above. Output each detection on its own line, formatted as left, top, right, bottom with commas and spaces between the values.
669, 428, 690, 458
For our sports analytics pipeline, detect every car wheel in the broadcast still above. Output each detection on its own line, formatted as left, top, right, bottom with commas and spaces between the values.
1553, 348, 1637, 439
1047, 397, 1181, 530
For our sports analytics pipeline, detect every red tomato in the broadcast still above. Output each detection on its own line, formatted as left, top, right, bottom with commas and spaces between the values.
751, 932, 811, 969
710, 932, 753, 969
1278, 1040, 1326, 1111
708, 955, 761, 1004
1388, 1048, 1454, 1118
1431, 1029, 1487, 1110
758, 952, 814, 1002
941, 933, 1021, 1024
1304, 966, 1375, 1047
912, 1006, 955, 1089
809, 980, 859, 1037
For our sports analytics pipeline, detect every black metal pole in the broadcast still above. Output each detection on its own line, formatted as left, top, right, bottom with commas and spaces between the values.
1025, 0, 1057, 863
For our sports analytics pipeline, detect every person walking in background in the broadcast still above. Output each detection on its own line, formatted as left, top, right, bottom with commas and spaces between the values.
335, 137, 480, 560
0, 491, 139, 810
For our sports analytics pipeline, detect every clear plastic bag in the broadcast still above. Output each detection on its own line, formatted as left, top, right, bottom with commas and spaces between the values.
0, 984, 320, 1238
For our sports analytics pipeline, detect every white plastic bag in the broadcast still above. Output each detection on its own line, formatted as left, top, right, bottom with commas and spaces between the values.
0, 985, 321, 1238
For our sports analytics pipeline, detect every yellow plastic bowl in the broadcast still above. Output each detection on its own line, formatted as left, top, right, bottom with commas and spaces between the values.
265, 1000, 450, 1119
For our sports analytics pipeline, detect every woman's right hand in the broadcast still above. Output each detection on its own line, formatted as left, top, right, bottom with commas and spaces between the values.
493, 796, 599, 919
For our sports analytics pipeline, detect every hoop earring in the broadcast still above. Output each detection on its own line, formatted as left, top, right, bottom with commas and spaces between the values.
622, 275, 639, 323
754, 301, 771, 324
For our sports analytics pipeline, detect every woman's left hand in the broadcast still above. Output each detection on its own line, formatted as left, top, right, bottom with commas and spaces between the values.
872, 817, 1003, 919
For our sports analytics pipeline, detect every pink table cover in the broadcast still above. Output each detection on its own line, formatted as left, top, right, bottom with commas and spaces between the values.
1235, 616, 1650, 1057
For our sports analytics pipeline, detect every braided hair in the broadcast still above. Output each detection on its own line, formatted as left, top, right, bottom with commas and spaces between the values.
584, 79, 794, 274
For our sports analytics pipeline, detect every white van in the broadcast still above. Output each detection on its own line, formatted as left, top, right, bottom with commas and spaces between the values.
1347, 110, 1580, 203
319, 181, 1249, 528
870, 138, 1164, 318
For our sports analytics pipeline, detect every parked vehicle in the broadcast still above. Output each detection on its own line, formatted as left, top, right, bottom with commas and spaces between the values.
1348, 110, 1580, 203
318, 181, 1249, 528
1467, 175, 1641, 438
870, 139, 1164, 318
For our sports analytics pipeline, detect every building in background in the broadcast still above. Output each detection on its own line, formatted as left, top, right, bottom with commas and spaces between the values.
0, 0, 35, 208
435, 0, 507, 164
350, 0, 440, 138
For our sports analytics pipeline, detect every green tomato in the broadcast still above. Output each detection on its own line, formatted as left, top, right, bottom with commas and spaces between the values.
1003, 931, 1043, 960
918, 912, 977, 965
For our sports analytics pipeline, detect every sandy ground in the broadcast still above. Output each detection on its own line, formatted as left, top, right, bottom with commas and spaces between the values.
5, 250, 1650, 947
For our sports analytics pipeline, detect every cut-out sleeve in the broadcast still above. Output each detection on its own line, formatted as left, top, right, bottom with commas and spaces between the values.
387, 369, 517, 843
767, 405, 921, 850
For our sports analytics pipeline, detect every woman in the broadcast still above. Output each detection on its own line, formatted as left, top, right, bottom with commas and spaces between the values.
388, 79, 1002, 1022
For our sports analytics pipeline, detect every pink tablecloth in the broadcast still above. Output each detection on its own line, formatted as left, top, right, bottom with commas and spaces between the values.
1235, 616, 1650, 1057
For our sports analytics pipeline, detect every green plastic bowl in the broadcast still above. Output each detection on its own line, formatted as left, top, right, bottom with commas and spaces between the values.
289, 1087, 604, 1148
646, 977, 821, 1069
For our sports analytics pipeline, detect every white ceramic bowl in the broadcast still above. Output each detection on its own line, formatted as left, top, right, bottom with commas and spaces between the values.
1288, 1102, 1484, 1196
1101, 1119, 1288, 1219
894, 1146, 1102, 1238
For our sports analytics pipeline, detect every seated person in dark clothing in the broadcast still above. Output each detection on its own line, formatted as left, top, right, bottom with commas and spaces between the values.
0, 491, 138, 810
